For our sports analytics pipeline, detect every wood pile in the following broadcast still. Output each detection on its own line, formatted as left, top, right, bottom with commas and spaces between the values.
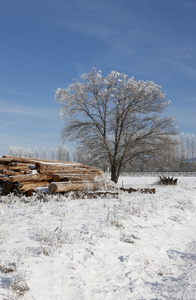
0, 155, 105, 196
120, 187, 156, 194
159, 176, 178, 185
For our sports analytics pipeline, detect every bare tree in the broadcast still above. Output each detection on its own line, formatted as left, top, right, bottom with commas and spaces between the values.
55, 69, 178, 182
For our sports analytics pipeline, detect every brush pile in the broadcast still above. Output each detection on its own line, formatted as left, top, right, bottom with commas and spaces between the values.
0, 155, 109, 196
159, 176, 178, 185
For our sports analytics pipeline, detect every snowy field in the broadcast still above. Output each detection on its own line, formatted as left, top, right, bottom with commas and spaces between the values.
0, 176, 196, 300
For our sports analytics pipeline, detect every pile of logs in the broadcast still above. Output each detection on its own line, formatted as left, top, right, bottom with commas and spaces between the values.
0, 155, 105, 196
159, 176, 178, 185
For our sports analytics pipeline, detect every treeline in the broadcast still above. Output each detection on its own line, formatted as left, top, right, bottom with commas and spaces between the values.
7, 132, 196, 172
7, 144, 70, 162
125, 132, 196, 172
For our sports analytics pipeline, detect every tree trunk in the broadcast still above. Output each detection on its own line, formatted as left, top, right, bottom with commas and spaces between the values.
111, 164, 118, 183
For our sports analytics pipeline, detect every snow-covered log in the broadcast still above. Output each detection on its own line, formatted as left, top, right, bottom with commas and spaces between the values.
49, 181, 101, 194
18, 181, 50, 193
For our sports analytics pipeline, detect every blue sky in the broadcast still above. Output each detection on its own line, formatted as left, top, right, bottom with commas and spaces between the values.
1, 0, 196, 156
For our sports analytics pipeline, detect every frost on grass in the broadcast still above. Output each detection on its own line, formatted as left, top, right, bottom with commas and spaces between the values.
10, 275, 29, 297
151, 241, 196, 299
0, 262, 16, 274
35, 226, 83, 256
0, 176, 195, 299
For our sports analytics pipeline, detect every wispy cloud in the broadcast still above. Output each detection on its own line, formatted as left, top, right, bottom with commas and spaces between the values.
168, 60, 196, 79
0, 88, 48, 101
0, 102, 58, 119
0, 117, 23, 129
55, 0, 140, 42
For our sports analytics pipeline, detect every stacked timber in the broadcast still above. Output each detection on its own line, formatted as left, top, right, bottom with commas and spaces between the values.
0, 155, 105, 196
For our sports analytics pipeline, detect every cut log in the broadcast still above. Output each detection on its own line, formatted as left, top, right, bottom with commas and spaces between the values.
1, 176, 10, 182
49, 181, 101, 194
9, 174, 53, 183
8, 162, 35, 168
35, 161, 103, 172
37, 165, 92, 172
52, 173, 99, 182
0, 165, 9, 171
8, 166, 31, 170
3, 170, 24, 176
2, 182, 17, 194
18, 181, 50, 193
38, 169, 103, 176
35, 161, 83, 168
0, 175, 6, 182
0, 158, 13, 164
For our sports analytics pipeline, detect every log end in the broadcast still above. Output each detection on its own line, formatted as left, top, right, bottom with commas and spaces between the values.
49, 183, 58, 194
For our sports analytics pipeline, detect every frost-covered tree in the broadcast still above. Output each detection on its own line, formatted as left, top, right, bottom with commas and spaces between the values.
50, 146, 57, 160
176, 132, 196, 171
34, 147, 40, 158
55, 69, 178, 182
57, 144, 70, 161
42, 148, 47, 159
8, 146, 33, 158
8, 146, 18, 157
190, 133, 196, 163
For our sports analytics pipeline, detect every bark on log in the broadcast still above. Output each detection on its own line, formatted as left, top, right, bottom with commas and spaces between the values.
8, 165, 30, 169
0, 165, 9, 170
52, 173, 99, 182
39, 169, 103, 175
35, 161, 82, 170
0, 158, 13, 164
49, 181, 101, 194
36, 165, 91, 172
18, 181, 49, 193
9, 174, 53, 183
3, 170, 24, 176
35, 161, 103, 171
8, 162, 35, 168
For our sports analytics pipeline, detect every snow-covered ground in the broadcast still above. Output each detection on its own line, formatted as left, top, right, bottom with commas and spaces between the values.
0, 176, 196, 299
